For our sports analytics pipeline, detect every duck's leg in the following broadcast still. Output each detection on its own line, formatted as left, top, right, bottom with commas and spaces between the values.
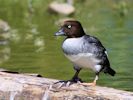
71, 68, 83, 83
54, 64, 83, 86
70, 64, 83, 83
80, 74, 99, 86
80, 64, 102, 86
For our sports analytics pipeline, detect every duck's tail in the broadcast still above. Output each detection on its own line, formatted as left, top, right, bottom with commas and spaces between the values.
104, 67, 116, 76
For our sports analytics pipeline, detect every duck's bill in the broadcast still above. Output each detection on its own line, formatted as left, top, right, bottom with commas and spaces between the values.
55, 29, 65, 36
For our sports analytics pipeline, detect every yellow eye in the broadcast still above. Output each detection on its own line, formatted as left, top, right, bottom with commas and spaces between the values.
68, 25, 71, 29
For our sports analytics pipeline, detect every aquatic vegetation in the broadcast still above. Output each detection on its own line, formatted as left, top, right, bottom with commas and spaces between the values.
34, 37, 45, 52
10, 29, 21, 43
113, 1, 128, 17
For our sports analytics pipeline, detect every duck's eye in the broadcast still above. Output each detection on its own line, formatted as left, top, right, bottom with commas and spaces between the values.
68, 25, 71, 29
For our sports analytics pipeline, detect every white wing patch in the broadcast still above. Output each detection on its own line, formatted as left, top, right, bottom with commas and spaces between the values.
105, 51, 108, 56
94, 65, 102, 72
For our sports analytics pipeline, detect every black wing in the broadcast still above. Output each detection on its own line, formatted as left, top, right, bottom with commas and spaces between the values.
82, 35, 106, 56
84, 35, 116, 75
82, 35, 110, 66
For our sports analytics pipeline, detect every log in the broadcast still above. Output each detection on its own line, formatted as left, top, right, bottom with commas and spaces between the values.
0, 71, 133, 100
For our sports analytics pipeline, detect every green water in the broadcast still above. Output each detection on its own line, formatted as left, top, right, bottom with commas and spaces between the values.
0, 0, 133, 91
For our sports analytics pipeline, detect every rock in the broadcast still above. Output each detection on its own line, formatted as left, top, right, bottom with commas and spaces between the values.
0, 20, 10, 33
48, 2, 75, 15
0, 20, 10, 64
0, 20, 10, 42
67, 0, 74, 5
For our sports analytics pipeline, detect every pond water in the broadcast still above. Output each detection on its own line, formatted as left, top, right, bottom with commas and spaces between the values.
0, 0, 133, 91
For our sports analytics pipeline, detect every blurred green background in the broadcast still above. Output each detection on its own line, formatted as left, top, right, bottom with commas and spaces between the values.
0, 0, 133, 91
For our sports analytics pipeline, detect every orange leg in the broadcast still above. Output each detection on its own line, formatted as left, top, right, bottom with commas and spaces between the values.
80, 75, 98, 86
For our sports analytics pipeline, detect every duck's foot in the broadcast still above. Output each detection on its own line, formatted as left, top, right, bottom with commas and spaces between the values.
80, 81, 96, 87
54, 77, 83, 88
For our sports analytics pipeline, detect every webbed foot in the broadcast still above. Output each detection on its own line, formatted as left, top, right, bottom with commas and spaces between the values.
54, 77, 83, 88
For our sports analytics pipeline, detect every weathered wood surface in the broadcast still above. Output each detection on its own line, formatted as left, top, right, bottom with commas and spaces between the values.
0, 71, 133, 100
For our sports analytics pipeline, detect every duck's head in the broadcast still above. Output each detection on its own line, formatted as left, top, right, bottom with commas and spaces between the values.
55, 20, 85, 38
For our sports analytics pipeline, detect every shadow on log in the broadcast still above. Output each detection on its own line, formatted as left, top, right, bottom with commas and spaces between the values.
0, 71, 133, 100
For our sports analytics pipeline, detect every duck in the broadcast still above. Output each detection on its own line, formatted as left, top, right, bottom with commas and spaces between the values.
55, 20, 116, 86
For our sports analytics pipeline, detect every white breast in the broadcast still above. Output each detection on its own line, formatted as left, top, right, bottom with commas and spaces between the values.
63, 37, 101, 72
65, 53, 101, 72
62, 37, 83, 52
